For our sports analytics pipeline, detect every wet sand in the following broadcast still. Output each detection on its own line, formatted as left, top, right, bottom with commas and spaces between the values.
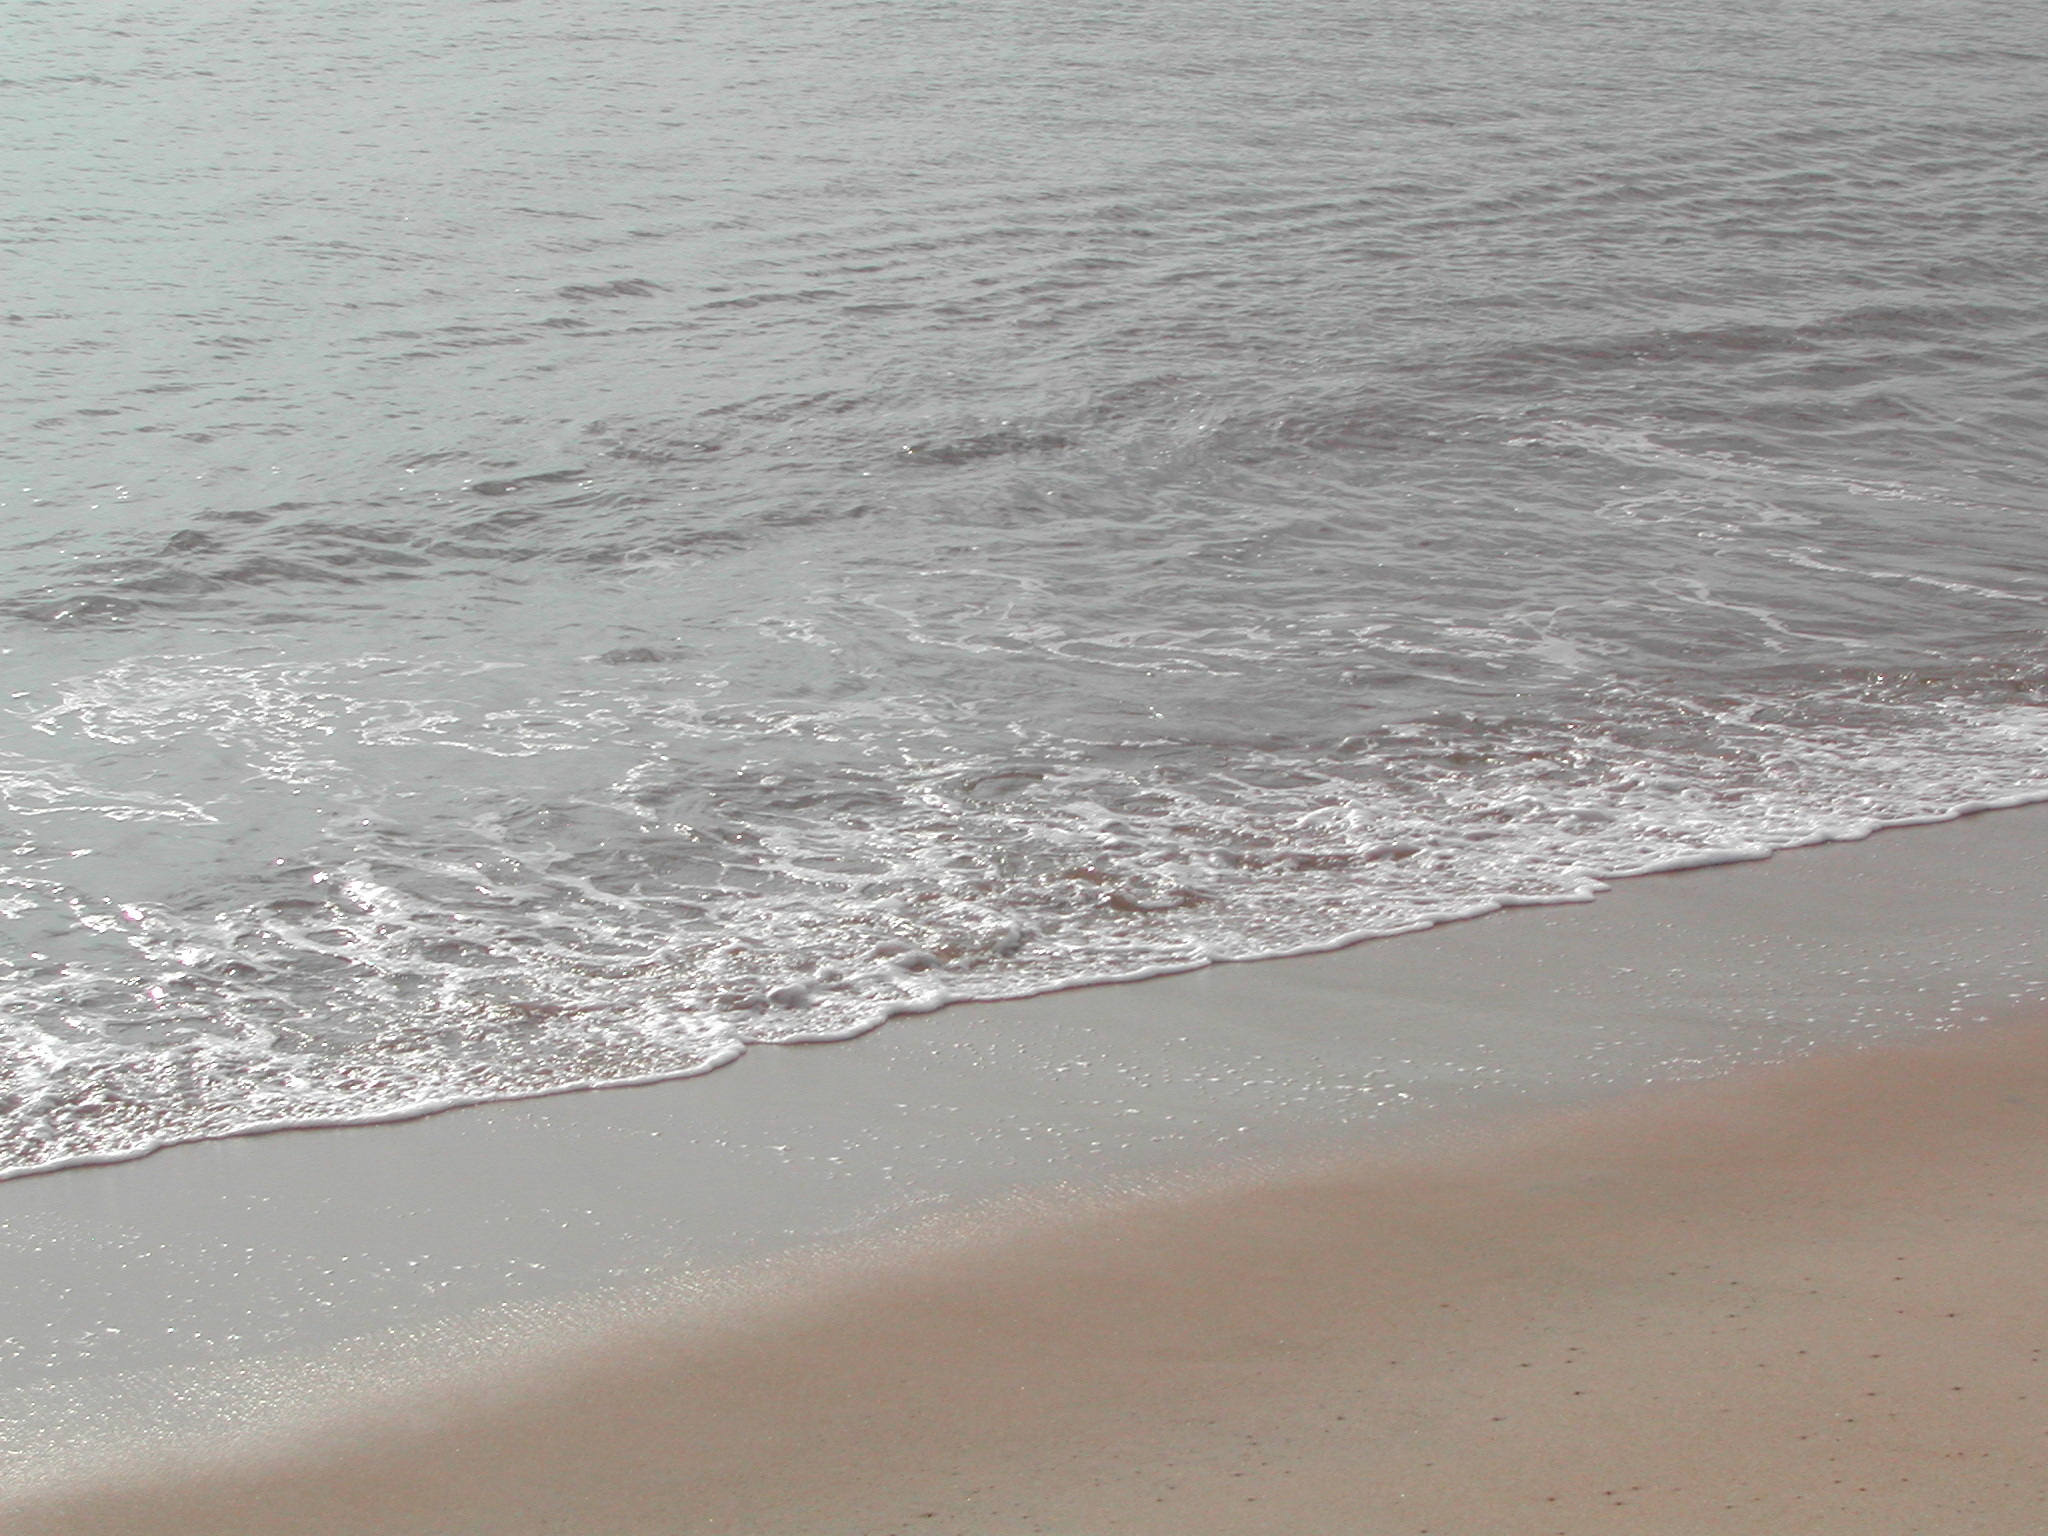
5, 806, 2048, 1530
11, 1015, 2048, 1534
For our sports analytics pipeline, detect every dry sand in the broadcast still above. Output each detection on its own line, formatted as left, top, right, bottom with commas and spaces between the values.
11, 1015, 2048, 1535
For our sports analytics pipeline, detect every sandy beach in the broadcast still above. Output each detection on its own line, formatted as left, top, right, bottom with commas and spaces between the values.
19, 1017, 2048, 1536
5, 805, 2048, 1532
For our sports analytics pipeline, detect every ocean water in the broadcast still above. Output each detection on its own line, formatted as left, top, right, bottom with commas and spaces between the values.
3, 0, 2045, 1178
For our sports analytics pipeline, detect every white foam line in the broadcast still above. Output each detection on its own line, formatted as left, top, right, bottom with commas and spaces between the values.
10, 790, 2048, 1186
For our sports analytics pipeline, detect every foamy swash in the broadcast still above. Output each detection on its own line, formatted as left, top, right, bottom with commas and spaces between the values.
7, 649, 2047, 1178
4, 0, 2044, 1176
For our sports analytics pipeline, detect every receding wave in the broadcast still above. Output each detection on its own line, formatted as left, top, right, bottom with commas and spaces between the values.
6, 644, 2048, 1177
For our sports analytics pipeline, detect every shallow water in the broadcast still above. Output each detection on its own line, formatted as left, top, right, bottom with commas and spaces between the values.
4, 0, 2046, 1175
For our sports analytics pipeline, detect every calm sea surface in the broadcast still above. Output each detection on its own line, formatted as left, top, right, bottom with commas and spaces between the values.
4, 0, 2045, 1175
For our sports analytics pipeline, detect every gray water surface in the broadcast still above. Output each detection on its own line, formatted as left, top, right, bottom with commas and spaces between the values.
5, 0, 2047, 1174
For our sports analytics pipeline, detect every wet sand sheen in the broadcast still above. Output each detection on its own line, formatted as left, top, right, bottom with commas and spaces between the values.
12, 1016, 2048, 1534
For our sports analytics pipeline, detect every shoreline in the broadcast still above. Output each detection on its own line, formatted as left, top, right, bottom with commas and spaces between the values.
15, 791, 2048, 1189
4, 803, 2048, 1524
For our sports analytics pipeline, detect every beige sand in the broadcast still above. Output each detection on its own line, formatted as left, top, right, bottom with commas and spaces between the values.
12, 1016, 2048, 1535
